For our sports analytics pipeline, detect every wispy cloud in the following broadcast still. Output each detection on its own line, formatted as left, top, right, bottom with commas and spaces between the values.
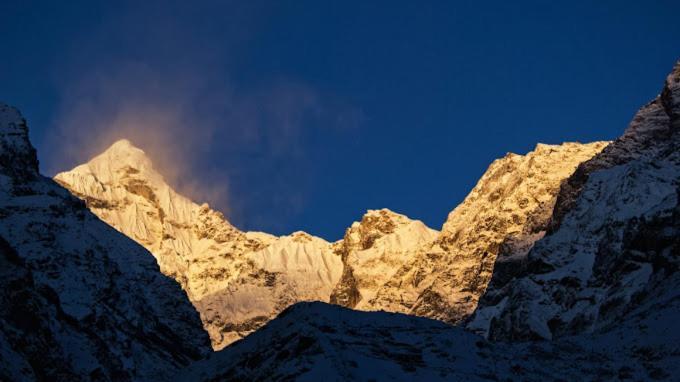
42, 2, 362, 227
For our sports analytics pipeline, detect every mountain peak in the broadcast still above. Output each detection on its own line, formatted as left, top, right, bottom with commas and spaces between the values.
72, 138, 159, 182
0, 103, 39, 181
102, 139, 151, 162
344, 208, 435, 249
364, 208, 399, 217
359, 208, 411, 227
108, 138, 136, 150
329, 206, 439, 310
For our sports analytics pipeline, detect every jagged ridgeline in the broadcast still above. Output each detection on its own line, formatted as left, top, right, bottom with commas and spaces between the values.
55, 116, 608, 351
468, 60, 680, 341
0, 104, 210, 381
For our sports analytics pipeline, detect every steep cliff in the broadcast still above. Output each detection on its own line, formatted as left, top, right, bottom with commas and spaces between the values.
469, 62, 680, 342
363, 142, 607, 324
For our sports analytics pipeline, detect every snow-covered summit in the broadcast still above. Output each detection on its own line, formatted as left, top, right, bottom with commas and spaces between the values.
56, 139, 240, 298
90, 139, 157, 175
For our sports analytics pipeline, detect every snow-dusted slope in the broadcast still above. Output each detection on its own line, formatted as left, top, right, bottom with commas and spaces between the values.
55, 142, 342, 349
182, 302, 494, 381
350, 142, 607, 324
469, 61, 680, 341
195, 231, 342, 347
0, 103, 210, 381
183, 297, 680, 381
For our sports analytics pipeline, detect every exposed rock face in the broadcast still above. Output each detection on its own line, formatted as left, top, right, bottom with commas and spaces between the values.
469, 61, 680, 341
55, 143, 343, 350
327, 143, 606, 328
196, 231, 342, 348
0, 103, 210, 381
329, 209, 439, 309
361, 142, 607, 324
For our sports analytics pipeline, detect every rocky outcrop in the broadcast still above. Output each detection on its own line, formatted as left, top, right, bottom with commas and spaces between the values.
363, 142, 607, 324
0, 103, 210, 381
469, 61, 680, 341
327, 142, 606, 328
329, 209, 439, 309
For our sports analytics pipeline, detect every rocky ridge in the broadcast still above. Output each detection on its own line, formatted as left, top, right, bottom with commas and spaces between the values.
332, 141, 608, 326
468, 61, 680, 342
56, 140, 456, 350
329, 209, 439, 309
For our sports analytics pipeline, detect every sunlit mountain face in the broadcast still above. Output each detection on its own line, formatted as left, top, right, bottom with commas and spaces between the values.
52, 136, 605, 350
2, 2, 680, 381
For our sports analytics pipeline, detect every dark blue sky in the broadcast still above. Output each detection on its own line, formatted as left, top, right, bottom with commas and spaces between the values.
1, 1, 679, 240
